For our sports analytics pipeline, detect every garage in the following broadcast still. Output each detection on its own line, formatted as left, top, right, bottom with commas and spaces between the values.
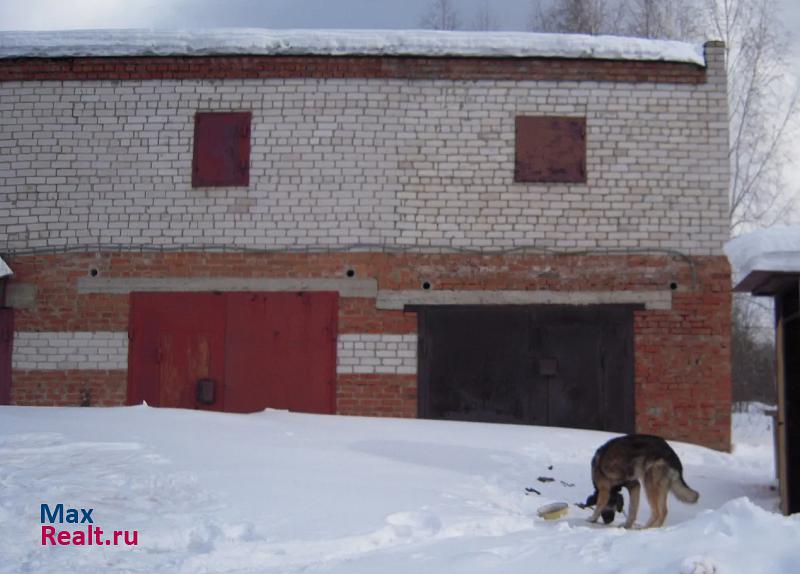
417, 305, 636, 432
128, 291, 338, 414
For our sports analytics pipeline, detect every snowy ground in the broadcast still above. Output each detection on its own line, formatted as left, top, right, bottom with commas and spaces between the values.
0, 403, 795, 574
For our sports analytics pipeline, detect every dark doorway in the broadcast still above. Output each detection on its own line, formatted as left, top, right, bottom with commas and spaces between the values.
0, 308, 12, 405
418, 305, 636, 432
777, 285, 800, 514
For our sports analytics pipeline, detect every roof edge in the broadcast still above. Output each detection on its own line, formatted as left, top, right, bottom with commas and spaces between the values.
0, 28, 707, 66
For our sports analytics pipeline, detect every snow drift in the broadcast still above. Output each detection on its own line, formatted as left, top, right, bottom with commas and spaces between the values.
0, 404, 793, 573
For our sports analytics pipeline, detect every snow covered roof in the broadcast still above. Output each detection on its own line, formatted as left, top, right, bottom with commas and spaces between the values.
724, 226, 800, 294
0, 29, 706, 66
0, 256, 11, 278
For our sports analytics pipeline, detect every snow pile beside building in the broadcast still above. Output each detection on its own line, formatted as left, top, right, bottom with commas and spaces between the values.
0, 256, 11, 278
0, 28, 706, 64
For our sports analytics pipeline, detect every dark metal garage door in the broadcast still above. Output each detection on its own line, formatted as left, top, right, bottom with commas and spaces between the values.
128, 292, 337, 414
418, 305, 635, 432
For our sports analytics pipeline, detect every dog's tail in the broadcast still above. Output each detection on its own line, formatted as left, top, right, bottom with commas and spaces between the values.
670, 471, 699, 504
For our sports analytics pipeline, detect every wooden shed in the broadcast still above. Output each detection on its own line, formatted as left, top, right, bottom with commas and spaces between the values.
727, 227, 800, 514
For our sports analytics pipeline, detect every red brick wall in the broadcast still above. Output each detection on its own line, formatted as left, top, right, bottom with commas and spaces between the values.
11, 370, 126, 407
635, 286, 732, 449
5, 251, 732, 450
339, 298, 416, 334
337, 374, 417, 418
0, 55, 706, 83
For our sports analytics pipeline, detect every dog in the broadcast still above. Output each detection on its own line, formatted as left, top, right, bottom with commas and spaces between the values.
586, 434, 699, 529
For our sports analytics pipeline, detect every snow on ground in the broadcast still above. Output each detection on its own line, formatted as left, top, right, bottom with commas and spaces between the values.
0, 404, 795, 574
0, 28, 706, 65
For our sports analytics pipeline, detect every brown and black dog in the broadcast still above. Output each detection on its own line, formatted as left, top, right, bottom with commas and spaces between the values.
586, 434, 699, 528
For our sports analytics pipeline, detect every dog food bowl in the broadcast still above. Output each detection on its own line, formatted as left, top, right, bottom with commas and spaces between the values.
537, 502, 569, 520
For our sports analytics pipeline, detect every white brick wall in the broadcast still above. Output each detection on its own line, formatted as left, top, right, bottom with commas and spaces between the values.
12, 330, 417, 375
337, 334, 417, 375
12, 331, 129, 370
0, 47, 729, 255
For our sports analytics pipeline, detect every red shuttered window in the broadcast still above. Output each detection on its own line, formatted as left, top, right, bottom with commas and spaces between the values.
192, 112, 252, 187
515, 116, 586, 183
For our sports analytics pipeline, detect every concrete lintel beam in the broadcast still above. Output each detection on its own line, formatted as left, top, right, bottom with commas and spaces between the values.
77, 277, 378, 297
4, 283, 37, 309
376, 289, 671, 310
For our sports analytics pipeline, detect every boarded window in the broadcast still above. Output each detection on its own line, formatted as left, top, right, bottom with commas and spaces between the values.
192, 112, 251, 187
515, 116, 586, 183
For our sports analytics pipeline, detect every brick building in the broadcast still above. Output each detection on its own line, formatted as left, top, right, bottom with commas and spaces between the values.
0, 30, 731, 450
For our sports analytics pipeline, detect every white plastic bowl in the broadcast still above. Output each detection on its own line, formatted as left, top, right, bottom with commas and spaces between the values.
537, 502, 569, 520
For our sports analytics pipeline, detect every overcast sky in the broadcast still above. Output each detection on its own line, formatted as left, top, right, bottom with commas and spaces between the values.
0, 0, 533, 31
0, 0, 796, 38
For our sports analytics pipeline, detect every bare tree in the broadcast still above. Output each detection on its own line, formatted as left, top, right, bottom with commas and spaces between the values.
420, 0, 461, 31
525, 0, 799, 231
731, 294, 776, 407
528, 0, 617, 35
706, 0, 799, 409
625, 0, 703, 40
704, 0, 800, 232
472, 0, 499, 31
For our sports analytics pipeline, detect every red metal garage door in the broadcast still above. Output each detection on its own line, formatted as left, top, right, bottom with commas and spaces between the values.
224, 292, 337, 414
128, 293, 227, 411
128, 292, 337, 414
